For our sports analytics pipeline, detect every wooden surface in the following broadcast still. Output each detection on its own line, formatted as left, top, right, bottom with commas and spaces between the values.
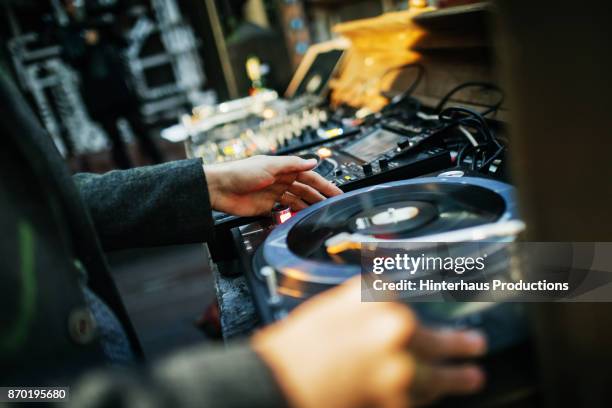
331, 2, 504, 114
330, 8, 431, 111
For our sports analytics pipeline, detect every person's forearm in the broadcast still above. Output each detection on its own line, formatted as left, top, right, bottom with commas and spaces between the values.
67, 343, 288, 408
73, 159, 215, 251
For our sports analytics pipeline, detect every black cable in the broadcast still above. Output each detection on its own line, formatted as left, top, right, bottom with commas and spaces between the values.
456, 143, 472, 166
439, 106, 487, 125
438, 106, 506, 172
480, 145, 505, 170
379, 63, 425, 103
471, 147, 480, 171
435, 81, 505, 116
381, 79, 505, 172
439, 107, 501, 148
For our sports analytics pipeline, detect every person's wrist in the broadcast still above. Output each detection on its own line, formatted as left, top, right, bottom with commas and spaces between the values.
203, 163, 223, 210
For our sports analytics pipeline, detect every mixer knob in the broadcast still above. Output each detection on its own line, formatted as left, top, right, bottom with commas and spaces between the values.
362, 163, 373, 175
379, 158, 389, 171
397, 140, 410, 149
319, 110, 329, 125
303, 126, 313, 139
335, 169, 343, 176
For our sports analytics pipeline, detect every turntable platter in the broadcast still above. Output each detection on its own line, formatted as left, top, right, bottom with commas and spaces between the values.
257, 177, 518, 292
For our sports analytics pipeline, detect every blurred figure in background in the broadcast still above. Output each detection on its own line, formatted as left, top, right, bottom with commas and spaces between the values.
57, 0, 163, 168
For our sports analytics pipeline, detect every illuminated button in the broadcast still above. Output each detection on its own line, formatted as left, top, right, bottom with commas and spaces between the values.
344, 175, 351, 180
272, 204, 292, 225
323, 128, 344, 138
316, 147, 333, 158
262, 108, 276, 119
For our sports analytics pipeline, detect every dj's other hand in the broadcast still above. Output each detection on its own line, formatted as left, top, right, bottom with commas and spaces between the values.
252, 277, 486, 408
204, 155, 342, 216
408, 325, 486, 406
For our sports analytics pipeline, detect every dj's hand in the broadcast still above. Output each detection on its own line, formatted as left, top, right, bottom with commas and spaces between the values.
408, 325, 486, 406
204, 155, 342, 216
253, 277, 486, 408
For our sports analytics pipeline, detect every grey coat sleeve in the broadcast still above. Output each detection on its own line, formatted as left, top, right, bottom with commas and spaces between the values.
73, 158, 215, 251
69, 343, 289, 408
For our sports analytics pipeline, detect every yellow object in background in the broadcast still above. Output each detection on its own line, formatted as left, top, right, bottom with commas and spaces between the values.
246, 56, 264, 93
330, 7, 432, 112
410, 0, 429, 7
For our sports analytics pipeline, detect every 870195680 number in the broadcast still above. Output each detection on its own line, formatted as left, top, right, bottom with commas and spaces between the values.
1, 387, 69, 402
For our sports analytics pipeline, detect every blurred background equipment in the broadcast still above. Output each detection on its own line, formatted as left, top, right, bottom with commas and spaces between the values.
2, 0, 413, 171
193, 0, 409, 102
1, 0, 210, 169
3, 6, 108, 158
123, 0, 208, 126
284, 37, 348, 99
179, 38, 349, 164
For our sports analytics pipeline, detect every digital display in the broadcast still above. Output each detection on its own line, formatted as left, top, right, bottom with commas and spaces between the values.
342, 129, 401, 163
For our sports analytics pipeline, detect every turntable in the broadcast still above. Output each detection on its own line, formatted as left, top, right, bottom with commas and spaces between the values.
233, 175, 528, 352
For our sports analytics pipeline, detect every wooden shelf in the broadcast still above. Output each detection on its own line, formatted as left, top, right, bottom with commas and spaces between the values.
411, 2, 492, 51
412, 2, 490, 31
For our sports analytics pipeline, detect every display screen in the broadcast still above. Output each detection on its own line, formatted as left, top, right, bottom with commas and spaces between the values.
342, 129, 401, 162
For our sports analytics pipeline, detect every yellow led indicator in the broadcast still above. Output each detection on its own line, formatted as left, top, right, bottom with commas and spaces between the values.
323, 128, 344, 138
